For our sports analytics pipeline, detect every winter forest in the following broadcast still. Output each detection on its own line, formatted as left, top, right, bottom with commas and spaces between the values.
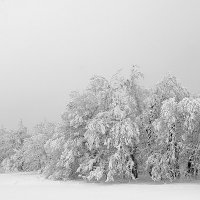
1, 66, 200, 183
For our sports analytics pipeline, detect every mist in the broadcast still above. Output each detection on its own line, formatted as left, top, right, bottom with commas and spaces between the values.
0, 0, 200, 129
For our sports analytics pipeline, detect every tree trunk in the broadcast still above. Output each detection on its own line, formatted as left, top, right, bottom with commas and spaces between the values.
130, 146, 138, 179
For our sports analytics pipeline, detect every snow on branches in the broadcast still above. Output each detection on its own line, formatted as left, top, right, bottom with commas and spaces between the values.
1, 67, 200, 183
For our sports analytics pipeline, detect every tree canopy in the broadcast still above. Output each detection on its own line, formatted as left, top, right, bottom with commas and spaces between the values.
1, 66, 200, 182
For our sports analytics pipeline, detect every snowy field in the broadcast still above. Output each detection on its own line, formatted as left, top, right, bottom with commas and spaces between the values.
0, 173, 200, 200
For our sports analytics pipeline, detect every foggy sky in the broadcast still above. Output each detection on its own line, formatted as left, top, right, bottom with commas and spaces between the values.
0, 0, 200, 129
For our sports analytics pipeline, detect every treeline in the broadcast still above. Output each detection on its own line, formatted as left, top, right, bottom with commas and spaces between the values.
1, 66, 200, 182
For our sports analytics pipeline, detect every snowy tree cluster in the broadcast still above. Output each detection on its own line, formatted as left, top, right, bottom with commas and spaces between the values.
1, 66, 200, 182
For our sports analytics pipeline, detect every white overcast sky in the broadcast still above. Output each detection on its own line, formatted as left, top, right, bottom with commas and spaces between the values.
0, 0, 200, 129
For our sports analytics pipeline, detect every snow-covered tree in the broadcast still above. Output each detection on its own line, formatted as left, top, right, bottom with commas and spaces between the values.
146, 98, 181, 181
0, 120, 29, 172
0, 128, 15, 165
144, 75, 190, 181
2, 67, 200, 184
5, 121, 55, 172
177, 98, 200, 178
154, 75, 189, 102
76, 66, 144, 182
42, 124, 66, 179
42, 89, 99, 180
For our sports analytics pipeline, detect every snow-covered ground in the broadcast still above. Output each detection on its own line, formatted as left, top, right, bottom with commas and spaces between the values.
0, 172, 200, 200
